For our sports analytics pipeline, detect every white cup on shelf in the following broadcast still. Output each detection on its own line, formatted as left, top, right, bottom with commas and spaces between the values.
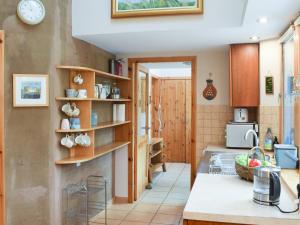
73, 74, 84, 85
61, 135, 74, 148
61, 119, 70, 130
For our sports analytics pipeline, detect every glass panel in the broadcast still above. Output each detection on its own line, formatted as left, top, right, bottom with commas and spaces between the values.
138, 70, 147, 137
283, 37, 295, 144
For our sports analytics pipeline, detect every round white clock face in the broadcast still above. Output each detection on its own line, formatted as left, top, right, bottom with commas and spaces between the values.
17, 0, 46, 25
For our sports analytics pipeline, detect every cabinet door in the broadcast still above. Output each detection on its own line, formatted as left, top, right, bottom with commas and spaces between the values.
230, 44, 259, 107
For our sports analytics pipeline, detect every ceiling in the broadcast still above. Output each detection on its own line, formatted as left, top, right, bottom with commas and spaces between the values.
141, 62, 192, 77
141, 62, 191, 69
73, 0, 300, 55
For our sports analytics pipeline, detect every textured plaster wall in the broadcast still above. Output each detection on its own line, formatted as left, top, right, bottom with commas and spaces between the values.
0, 0, 115, 225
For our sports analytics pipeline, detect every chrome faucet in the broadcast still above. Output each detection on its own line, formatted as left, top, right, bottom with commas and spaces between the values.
245, 129, 259, 147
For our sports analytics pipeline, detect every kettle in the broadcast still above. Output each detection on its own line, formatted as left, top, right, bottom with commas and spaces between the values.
253, 166, 281, 206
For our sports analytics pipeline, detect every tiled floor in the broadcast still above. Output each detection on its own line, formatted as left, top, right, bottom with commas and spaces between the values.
91, 163, 190, 225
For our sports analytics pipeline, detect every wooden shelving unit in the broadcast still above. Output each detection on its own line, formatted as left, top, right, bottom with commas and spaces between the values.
147, 138, 166, 185
55, 121, 131, 133
56, 141, 131, 165
55, 65, 133, 166
57, 65, 131, 81
56, 97, 132, 102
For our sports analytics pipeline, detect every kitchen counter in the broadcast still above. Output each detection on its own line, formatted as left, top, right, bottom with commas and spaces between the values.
183, 174, 300, 225
202, 145, 299, 198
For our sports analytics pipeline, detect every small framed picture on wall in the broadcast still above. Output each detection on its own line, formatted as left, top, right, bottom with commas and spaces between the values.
265, 76, 274, 95
13, 74, 49, 107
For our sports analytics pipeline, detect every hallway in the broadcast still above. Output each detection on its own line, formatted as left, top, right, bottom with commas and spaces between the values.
91, 163, 190, 225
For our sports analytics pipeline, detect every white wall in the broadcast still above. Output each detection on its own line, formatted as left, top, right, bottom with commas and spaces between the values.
197, 49, 230, 105
259, 39, 282, 106
118, 47, 230, 105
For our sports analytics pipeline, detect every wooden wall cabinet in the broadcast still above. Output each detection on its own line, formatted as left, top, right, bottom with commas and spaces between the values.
230, 44, 259, 107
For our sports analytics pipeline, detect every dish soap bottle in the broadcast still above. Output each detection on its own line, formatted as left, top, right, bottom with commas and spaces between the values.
264, 128, 274, 151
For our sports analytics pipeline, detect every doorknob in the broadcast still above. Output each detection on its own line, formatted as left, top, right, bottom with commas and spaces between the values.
141, 126, 151, 130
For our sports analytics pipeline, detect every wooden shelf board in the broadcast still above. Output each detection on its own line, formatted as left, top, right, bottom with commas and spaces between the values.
56, 128, 94, 133
149, 138, 163, 146
56, 65, 131, 81
94, 141, 130, 158
55, 141, 131, 165
56, 121, 131, 133
150, 150, 162, 158
93, 121, 131, 130
92, 98, 132, 102
56, 97, 131, 102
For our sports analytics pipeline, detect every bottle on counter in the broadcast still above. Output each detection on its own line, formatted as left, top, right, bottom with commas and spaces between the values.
264, 128, 274, 151
273, 136, 279, 149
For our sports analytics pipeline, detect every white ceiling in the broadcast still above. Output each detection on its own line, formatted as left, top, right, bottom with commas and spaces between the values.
72, 0, 300, 54
141, 62, 192, 77
141, 62, 191, 69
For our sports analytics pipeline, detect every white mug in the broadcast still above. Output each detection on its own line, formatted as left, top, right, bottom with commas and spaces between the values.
61, 135, 74, 148
62, 103, 73, 117
75, 134, 84, 146
77, 89, 87, 98
61, 119, 70, 130
82, 133, 91, 146
73, 74, 83, 85
72, 105, 80, 117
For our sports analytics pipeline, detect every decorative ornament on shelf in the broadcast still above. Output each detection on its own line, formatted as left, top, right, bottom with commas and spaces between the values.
17, 0, 46, 25
203, 72, 217, 100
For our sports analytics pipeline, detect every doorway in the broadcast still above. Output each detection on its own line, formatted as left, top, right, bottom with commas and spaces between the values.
0, 30, 5, 225
143, 62, 192, 163
128, 56, 197, 201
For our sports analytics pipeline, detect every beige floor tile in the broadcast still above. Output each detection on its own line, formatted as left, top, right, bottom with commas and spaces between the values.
163, 198, 187, 206
151, 186, 171, 192
107, 203, 136, 211
133, 203, 160, 213
144, 191, 169, 199
140, 196, 165, 204
167, 192, 189, 200
120, 221, 149, 225
124, 211, 155, 223
90, 218, 122, 225
151, 213, 181, 224
98, 209, 129, 220
158, 205, 184, 215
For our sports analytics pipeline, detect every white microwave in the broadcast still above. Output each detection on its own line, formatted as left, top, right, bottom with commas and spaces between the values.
226, 123, 259, 148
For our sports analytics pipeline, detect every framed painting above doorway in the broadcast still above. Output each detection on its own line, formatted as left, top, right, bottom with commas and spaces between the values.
111, 0, 204, 18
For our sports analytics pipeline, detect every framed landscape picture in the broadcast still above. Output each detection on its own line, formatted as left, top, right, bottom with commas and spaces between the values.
111, 0, 204, 18
13, 74, 49, 107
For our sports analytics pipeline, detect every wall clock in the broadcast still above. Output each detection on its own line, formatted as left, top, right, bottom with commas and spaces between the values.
17, 0, 46, 25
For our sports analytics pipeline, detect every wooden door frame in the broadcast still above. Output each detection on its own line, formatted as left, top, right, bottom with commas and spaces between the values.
0, 30, 5, 225
128, 56, 197, 201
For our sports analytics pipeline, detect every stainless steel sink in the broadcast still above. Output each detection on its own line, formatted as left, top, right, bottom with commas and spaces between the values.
198, 151, 239, 175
